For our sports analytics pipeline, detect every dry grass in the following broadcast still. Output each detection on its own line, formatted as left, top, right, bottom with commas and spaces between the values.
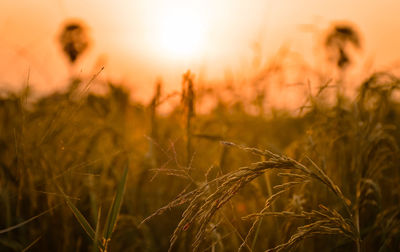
1, 35, 400, 251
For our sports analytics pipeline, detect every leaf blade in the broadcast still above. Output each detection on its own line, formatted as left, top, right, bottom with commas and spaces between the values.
58, 186, 96, 241
103, 164, 129, 241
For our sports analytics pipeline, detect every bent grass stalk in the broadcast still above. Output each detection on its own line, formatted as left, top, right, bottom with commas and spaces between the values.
142, 142, 360, 251
0, 205, 60, 234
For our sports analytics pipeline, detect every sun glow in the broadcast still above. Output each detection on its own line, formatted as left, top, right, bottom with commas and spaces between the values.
157, 7, 207, 59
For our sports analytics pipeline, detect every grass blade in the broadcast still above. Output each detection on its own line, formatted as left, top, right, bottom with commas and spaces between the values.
103, 164, 128, 242
0, 205, 59, 234
58, 186, 96, 241
0, 237, 24, 251
93, 207, 102, 252
22, 235, 42, 252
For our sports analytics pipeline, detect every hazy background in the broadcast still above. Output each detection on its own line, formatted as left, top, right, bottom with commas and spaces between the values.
1, 0, 400, 100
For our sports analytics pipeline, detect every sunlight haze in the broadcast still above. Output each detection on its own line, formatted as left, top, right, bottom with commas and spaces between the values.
1, 0, 400, 98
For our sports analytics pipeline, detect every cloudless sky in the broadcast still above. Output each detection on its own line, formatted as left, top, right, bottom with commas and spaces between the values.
1, 0, 400, 99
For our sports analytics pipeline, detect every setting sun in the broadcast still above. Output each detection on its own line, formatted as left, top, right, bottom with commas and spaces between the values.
158, 9, 206, 58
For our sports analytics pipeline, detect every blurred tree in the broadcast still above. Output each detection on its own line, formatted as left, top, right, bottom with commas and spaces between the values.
58, 20, 90, 64
325, 24, 361, 70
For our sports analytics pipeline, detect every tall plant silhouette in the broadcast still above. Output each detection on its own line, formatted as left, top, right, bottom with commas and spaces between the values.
58, 20, 91, 64
325, 24, 361, 70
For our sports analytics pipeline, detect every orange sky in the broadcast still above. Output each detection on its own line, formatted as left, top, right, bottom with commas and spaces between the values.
1, 0, 400, 100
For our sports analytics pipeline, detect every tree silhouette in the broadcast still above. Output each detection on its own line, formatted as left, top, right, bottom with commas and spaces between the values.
325, 24, 361, 70
58, 20, 90, 64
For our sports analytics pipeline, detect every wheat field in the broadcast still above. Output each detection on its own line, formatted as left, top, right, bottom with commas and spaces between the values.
1, 23, 400, 252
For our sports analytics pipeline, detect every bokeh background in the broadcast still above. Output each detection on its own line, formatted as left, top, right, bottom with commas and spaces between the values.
1, 0, 400, 99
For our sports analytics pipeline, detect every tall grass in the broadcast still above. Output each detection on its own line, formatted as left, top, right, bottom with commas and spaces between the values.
1, 31, 400, 251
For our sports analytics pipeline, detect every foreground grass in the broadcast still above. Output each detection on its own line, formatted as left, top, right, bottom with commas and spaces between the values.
0, 70, 399, 251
